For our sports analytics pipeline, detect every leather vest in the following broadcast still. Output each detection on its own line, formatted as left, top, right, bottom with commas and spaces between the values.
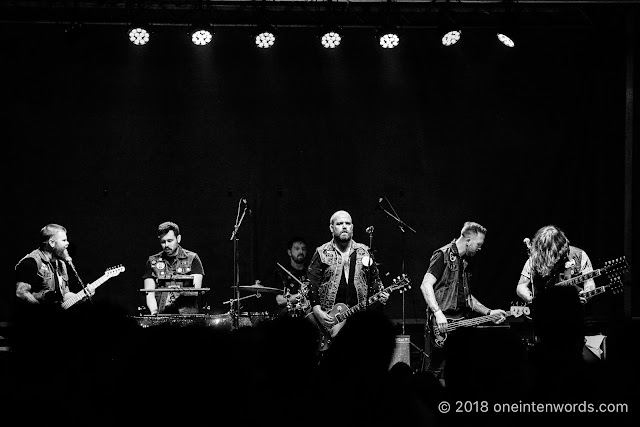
431, 240, 471, 314
15, 249, 69, 303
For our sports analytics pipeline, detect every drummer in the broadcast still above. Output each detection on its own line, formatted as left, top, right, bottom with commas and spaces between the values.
142, 221, 205, 315
273, 236, 310, 318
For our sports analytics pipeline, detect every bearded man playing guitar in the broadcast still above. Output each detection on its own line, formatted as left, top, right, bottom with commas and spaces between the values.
420, 221, 506, 388
306, 210, 390, 352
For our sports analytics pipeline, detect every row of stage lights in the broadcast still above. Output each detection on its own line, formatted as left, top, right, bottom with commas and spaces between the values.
127, 25, 516, 49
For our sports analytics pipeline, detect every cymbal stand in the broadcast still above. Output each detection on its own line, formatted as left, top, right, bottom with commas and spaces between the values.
223, 292, 262, 311
230, 198, 249, 329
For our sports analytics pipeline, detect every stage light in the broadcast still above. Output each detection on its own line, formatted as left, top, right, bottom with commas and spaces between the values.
254, 25, 277, 49
497, 32, 515, 48
441, 30, 461, 47
128, 26, 150, 46
320, 25, 342, 49
377, 26, 400, 49
190, 23, 213, 46
438, 7, 461, 47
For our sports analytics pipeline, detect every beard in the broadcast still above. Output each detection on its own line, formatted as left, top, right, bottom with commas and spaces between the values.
53, 246, 67, 259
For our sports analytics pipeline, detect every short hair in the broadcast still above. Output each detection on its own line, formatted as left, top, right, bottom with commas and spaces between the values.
460, 221, 487, 237
329, 210, 351, 225
157, 221, 180, 238
40, 224, 66, 247
287, 236, 307, 251
530, 225, 570, 277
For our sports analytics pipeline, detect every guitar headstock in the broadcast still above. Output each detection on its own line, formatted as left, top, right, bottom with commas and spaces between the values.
105, 264, 126, 278
604, 256, 628, 285
390, 274, 411, 293
609, 278, 624, 295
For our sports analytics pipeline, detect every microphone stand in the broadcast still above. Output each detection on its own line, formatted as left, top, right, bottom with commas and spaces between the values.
230, 198, 249, 329
66, 258, 93, 304
365, 226, 375, 310
378, 198, 416, 335
378, 198, 428, 370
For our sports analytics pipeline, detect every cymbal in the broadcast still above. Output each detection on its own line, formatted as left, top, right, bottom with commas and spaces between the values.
233, 284, 281, 293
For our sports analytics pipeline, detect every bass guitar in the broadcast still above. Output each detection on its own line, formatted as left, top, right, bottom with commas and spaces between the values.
306, 274, 411, 352
426, 306, 530, 349
61, 265, 125, 310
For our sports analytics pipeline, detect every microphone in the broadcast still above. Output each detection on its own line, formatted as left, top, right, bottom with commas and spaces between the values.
365, 226, 374, 234
63, 249, 73, 265
242, 198, 252, 215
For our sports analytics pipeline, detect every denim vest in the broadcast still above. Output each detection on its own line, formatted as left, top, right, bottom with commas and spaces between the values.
432, 240, 471, 314
15, 249, 70, 303
147, 246, 198, 311
310, 240, 378, 311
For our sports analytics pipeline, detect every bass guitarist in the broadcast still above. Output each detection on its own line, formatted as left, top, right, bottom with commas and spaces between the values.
307, 210, 389, 350
419, 221, 506, 388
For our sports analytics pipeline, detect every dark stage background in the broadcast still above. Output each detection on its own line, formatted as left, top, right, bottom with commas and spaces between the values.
2, 10, 636, 328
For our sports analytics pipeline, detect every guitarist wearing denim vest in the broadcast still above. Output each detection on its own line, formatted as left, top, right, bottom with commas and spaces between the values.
15, 224, 93, 309
420, 221, 506, 387
307, 211, 389, 345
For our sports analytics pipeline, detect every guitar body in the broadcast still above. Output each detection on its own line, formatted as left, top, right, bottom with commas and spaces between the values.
305, 274, 412, 352
426, 311, 465, 349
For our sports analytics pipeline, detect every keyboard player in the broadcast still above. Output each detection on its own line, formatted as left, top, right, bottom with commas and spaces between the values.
142, 221, 205, 315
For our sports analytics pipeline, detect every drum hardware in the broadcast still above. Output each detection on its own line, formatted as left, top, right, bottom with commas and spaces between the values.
276, 262, 311, 317
232, 284, 281, 293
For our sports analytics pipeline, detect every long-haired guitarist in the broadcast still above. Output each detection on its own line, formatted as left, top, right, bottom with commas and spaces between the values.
419, 221, 506, 387
516, 225, 595, 304
15, 223, 95, 309
307, 210, 389, 343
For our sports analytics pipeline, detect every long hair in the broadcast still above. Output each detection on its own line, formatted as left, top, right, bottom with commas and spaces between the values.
530, 225, 570, 277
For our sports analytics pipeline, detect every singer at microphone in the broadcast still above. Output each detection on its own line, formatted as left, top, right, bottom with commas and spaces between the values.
14, 223, 91, 306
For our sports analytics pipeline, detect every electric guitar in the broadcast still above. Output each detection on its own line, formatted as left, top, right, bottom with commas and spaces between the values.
306, 274, 411, 352
540, 256, 628, 293
61, 265, 125, 310
578, 279, 624, 302
426, 305, 530, 349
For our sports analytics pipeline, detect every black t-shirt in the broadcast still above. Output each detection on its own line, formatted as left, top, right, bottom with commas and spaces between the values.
335, 252, 358, 308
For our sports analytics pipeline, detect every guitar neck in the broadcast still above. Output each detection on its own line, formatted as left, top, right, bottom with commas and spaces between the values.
60, 273, 110, 310
579, 285, 608, 300
335, 286, 391, 323
86, 274, 110, 292
555, 268, 603, 289
444, 312, 509, 331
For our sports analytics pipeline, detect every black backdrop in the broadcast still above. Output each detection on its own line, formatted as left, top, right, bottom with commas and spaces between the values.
2, 9, 635, 323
